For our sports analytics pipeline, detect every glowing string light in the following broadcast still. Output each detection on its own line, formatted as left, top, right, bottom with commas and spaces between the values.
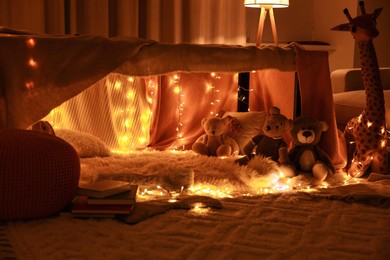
28, 58, 38, 69
209, 72, 221, 116
26, 38, 36, 48
25, 38, 38, 91
171, 74, 185, 151
357, 114, 363, 123
25, 81, 35, 90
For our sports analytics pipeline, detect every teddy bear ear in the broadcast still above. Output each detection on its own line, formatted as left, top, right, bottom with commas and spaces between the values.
269, 106, 280, 115
286, 119, 294, 130
319, 121, 329, 132
221, 117, 230, 126
201, 118, 207, 126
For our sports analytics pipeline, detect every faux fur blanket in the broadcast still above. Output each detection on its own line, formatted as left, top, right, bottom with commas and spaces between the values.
80, 151, 390, 206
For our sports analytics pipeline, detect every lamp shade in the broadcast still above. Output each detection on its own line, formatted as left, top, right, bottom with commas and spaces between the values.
244, 0, 289, 8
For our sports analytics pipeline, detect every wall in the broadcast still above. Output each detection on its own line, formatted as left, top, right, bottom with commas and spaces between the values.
247, 0, 389, 72
246, 0, 357, 72
311, 0, 357, 72
354, 0, 390, 68
245, 0, 314, 43
1, 0, 388, 72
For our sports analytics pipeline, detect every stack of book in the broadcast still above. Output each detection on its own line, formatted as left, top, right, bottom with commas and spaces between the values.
71, 180, 138, 218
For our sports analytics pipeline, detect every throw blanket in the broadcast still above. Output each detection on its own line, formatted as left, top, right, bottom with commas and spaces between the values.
0, 27, 295, 130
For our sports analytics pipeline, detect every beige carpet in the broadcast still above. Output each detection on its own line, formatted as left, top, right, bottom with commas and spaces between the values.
4, 151, 390, 259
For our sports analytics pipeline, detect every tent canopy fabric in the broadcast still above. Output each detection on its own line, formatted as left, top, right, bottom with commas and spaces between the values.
0, 27, 295, 130
0, 27, 346, 169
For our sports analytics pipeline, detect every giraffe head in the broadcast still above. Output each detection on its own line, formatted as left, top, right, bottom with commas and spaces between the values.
331, 1, 382, 42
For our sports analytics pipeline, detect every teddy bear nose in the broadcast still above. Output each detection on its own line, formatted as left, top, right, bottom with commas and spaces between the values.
212, 130, 216, 135
302, 131, 312, 138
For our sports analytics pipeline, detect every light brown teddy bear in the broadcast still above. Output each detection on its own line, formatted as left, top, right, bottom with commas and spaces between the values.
192, 117, 240, 157
288, 116, 335, 182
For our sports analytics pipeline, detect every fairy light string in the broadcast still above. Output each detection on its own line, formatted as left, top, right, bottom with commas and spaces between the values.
171, 74, 185, 150
209, 72, 221, 116
347, 111, 388, 176
25, 38, 37, 90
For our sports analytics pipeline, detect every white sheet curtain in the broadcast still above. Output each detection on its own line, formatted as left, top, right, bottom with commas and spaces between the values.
0, 0, 246, 44
0, 0, 248, 153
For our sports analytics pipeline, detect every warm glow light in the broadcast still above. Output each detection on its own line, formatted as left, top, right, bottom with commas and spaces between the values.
28, 58, 38, 68
26, 38, 36, 48
122, 135, 129, 142
43, 73, 152, 153
357, 114, 362, 123
126, 90, 135, 99
189, 184, 233, 198
190, 203, 211, 215
25, 81, 35, 90
367, 120, 373, 128
141, 112, 150, 124
174, 86, 180, 94
244, 0, 289, 8
130, 170, 360, 205
127, 77, 134, 83
124, 119, 130, 128
138, 137, 147, 144
169, 74, 180, 85
381, 126, 386, 135
206, 83, 214, 92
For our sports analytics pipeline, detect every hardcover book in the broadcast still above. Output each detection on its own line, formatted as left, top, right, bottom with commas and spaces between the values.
87, 185, 138, 205
71, 196, 135, 215
77, 180, 132, 199
71, 213, 117, 218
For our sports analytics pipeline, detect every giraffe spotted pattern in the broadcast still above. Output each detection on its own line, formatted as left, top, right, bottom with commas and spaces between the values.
344, 40, 388, 176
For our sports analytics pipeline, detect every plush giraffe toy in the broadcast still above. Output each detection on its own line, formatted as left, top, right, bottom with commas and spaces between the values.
332, 1, 389, 177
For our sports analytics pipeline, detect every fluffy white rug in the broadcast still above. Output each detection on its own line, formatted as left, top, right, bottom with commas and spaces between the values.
79, 150, 330, 197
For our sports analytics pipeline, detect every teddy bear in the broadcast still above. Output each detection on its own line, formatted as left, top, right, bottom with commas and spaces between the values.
235, 106, 294, 169
192, 117, 240, 157
288, 116, 335, 182
31, 120, 56, 135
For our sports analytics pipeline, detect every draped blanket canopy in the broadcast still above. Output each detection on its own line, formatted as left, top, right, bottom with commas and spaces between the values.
0, 27, 346, 169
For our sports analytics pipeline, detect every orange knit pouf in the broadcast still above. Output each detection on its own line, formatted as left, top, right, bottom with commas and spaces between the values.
0, 129, 80, 221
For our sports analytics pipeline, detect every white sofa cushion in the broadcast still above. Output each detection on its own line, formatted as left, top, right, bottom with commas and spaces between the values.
333, 90, 390, 130
331, 68, 390, 130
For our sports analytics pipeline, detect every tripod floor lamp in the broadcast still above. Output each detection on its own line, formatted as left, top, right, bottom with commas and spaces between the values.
245, 0, 289, 47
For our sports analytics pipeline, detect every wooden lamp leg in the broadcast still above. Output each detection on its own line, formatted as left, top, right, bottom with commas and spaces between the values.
256, 7, 267, 47
269, 7, 279, 46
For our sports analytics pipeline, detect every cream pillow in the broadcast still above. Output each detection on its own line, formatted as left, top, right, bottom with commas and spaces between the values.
55, 129, 111, 158
223, 111, 267, 154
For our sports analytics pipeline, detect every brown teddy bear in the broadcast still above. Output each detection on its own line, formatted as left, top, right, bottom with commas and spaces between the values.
192, 117, 240, 157
288, 116, 335, 182
236, 106, 293, 167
